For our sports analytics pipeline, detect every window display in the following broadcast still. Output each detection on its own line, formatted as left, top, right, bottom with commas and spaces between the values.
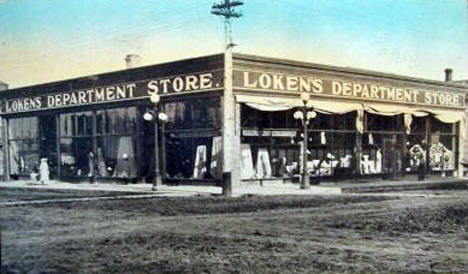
8, 117, 39, 177
429, 118, 456, 172
164, 97, 221, 130
163, 97, 222, 181
59, 107, 137, 178
60, 137, 93, 176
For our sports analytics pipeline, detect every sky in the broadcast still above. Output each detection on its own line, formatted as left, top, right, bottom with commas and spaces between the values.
0, 0, 467, 88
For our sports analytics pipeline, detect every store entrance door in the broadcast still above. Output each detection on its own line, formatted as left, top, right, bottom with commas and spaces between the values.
382, 136, 403, 179
39, 115, 57, 178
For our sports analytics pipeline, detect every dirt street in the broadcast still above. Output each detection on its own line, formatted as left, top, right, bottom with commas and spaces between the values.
1, 191, 467, 273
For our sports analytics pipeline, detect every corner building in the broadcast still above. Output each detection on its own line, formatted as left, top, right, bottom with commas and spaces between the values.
1, 53, 466, 187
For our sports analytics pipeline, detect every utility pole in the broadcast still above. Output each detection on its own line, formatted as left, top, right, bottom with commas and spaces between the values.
211, 0, 244, 49
211, 1, 243, 196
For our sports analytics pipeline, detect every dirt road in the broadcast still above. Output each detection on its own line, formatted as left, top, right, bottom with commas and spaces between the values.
1, 191, 467, 273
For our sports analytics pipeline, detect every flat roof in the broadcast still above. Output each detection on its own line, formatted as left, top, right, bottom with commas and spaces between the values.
233, 53, 468, 90
2, 52, 467, 97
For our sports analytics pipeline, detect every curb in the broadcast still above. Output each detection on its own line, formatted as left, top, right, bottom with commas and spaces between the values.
340, 180, 468, 193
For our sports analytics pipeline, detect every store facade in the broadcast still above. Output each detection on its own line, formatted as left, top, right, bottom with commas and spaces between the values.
1, 54, 225, 184
231, 54, 466, 184
1, 53, 466, 187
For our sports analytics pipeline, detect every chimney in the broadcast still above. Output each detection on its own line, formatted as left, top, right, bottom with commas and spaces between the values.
444, 68, 453, 82
0, 81, 8, 91
125, 54, 141, 69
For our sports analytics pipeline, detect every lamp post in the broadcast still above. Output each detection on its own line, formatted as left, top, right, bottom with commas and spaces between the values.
143, 93, 168, 191
294, 92, 317, 190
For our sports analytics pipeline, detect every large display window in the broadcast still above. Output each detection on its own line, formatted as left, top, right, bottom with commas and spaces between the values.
59, 111, 93, 177
240, 104, 359, 180
362, 113, 404, 177
429, 117, 457, 173
407, 116, 427, 172
96, 108, 137, 179
163, 96, 222, 181
8, 117, 39, 177
240, 105, 298, 180
306, 112, 357, 177
59, 107, 138, 179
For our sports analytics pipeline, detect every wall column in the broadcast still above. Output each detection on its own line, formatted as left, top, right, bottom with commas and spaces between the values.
3, 118, 9, 181
425, 117, 431, 175
222, 49, 241, 190
457, 121, 463, 178
55, 115, 61, 179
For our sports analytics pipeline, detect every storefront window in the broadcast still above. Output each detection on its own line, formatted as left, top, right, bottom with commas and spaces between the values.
59, 107, 137, 178
240, 105, 358, 179
9, 117, 38, 139
241, 105, 295, 129
407, 117, 427, 172
240, 105, 298, 180
60, 111, 93, 137
240, 136, 299, 179
362, 114, 404, 176
165, 136, 221, 179
307, 112, 357, 177
8, 117, 39, 177
162, 97, 222, 181
97, 108, 136, 134
96, 107, 136, 178
164, 97, 221, 130
429, 118, 456, 172
96, 136, 137, 178
60, 137, 93, 177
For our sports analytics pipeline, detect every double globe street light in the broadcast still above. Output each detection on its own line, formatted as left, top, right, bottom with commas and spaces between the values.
293, 92, 317, 190
143, 93, 168, 191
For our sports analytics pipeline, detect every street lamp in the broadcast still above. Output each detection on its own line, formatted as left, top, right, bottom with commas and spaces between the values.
143, 93, 168, 191
293, 92, 317, 190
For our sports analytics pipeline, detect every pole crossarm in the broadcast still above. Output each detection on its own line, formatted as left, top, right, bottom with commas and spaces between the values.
211, 0, 244, 47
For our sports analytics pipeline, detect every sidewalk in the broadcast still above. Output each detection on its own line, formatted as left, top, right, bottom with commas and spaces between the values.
0, 179, 340, 197
0, 176, 466, 197
319, 176, 468, 193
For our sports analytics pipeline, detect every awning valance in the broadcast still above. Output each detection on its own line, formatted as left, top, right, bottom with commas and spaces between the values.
235, 94, 466, 138
235, 94, 363, 114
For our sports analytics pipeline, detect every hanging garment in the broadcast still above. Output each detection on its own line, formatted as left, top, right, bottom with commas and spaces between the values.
240, 144, 255, 179
19, 157, 25, 173
369, 133, 374, 146
320, 132, 327, 145
193, 145, 207, 179
340, 155, 352, 168
210, 137, 222, 179
112, 137, 137, 178
375, 149, 382, 173
255, 148, 272, 178
88, 153, 94, 177
361, 155, 370, 174
97, 147, 108, 177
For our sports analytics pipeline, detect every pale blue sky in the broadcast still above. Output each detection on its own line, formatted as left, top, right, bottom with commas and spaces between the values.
0, 0, 467, 88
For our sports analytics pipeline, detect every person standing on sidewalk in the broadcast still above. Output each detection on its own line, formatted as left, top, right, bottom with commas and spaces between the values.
39, 158, 50, 185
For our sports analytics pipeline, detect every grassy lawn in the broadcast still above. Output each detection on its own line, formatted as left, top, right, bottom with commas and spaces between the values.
0, 188, 142, 203
1, 192, 467, 273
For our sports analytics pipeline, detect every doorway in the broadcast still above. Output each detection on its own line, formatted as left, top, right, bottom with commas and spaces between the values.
39, 115, 57, 178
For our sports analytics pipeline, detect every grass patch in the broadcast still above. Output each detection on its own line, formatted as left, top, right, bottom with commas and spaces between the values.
327, 199, 468, 234
30, 195, 395, 216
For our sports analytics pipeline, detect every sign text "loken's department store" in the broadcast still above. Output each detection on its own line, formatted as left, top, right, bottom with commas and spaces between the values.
234, 71, 465, 108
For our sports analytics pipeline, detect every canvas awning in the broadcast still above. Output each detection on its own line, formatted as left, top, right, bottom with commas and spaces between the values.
235, 94, 466, 139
